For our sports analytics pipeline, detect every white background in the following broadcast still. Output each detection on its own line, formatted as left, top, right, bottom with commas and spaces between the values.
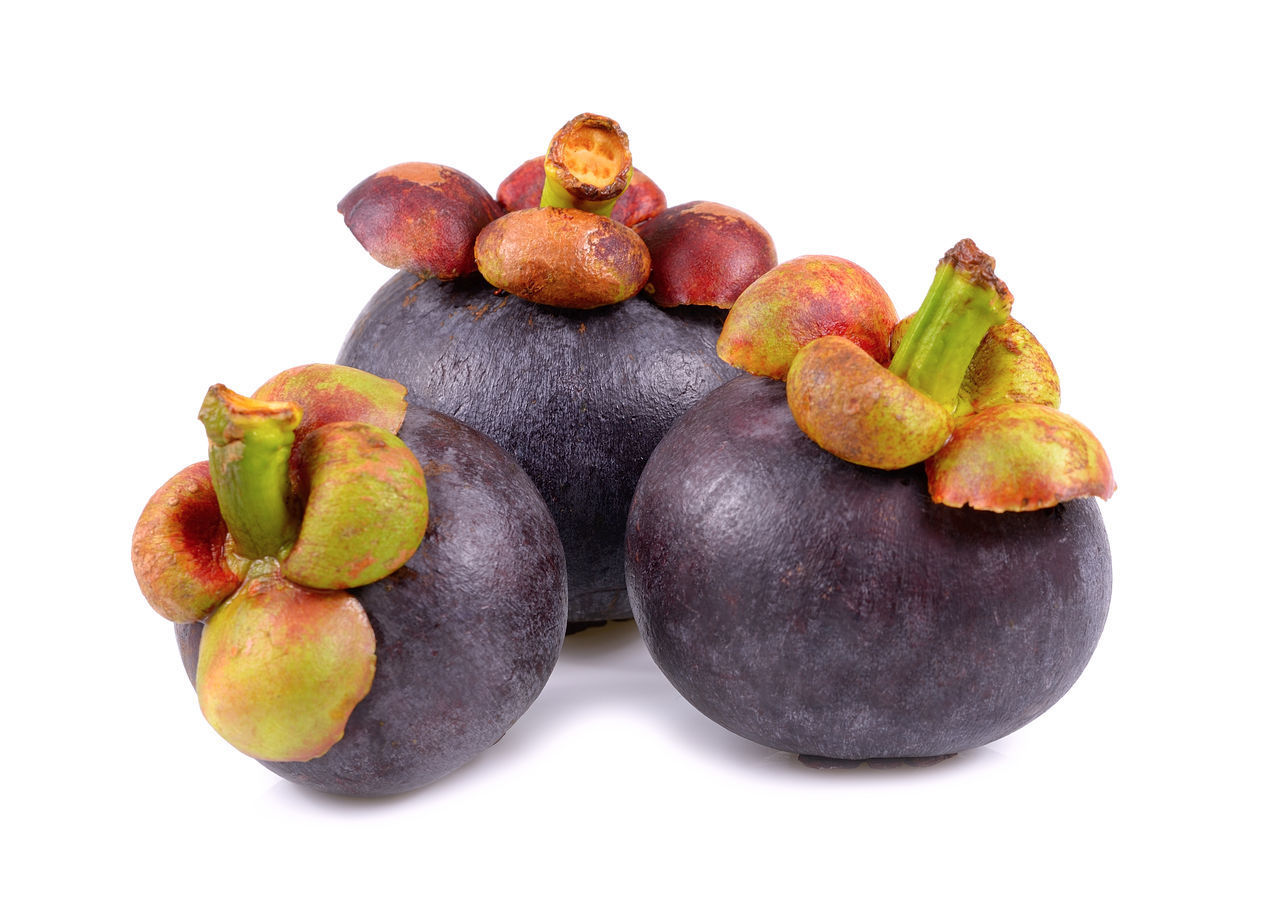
4, 1, 1275, 895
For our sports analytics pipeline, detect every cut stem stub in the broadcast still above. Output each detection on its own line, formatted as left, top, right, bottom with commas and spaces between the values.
199, 385, 302, 560
540, 113, 633, 217
889, 239, 1013, 411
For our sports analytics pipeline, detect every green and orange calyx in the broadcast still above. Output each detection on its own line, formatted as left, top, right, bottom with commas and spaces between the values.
131, 364, 429, 761
729, 239, 1116, 511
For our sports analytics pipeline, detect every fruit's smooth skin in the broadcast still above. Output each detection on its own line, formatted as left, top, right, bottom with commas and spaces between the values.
626, 375, 1111, 760
178, 406, 568, 795
338, 271, 737, 623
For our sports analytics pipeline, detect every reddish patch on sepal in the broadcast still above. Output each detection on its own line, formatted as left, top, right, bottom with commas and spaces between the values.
718, 255, 898, 379
338, 162, 501, 279
637, 201, 777, 309
496, 156, 667, 226
197, 571, 376, 762
132, 461, 243, 622
926, 404, 1116, 511
281, 422, 429, 591
253, 364, 407, 443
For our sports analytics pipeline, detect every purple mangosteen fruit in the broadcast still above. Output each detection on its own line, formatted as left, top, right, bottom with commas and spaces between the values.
337, 113, 774, 626
133, 364, 567, 795
625, 241, 1116, 762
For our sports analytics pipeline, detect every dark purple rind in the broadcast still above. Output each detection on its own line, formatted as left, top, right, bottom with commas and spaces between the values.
625, 375, 1111, 760
337, 271, 737, 623
176, 405, 568, 796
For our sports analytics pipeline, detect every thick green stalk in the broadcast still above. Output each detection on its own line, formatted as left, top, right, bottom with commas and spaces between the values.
199, 385, 301, 560
539, 171, 630, 216
889, 239, 1014, 411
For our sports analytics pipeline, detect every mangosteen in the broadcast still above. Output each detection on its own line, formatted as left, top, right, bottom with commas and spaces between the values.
339, 273, 732, 623
133, 364, 567, 796
625, 241, 1116, 762
336, 113, 775, 625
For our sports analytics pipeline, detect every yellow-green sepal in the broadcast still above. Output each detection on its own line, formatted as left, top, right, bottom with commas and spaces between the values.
281, 422, 429, 591
196, 568, 376, 762
926, 404, 1116, 511
787, 336, 953, 470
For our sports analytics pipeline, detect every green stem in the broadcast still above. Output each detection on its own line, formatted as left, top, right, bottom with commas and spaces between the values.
539, 172, 630, 216
888, 239, 1014, 411
199, 385, 301, 560
539, 112, 632, 217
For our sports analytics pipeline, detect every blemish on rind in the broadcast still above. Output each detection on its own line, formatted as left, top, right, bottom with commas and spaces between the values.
419, 460, 455, 478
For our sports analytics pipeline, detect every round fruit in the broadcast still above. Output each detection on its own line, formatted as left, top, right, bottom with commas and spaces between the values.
338, 271, 737, 623
176, 404, 568, 795
626, 375, 1111, 761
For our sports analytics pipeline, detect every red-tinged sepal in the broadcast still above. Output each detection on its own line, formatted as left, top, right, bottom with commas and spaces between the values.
893, 314, 1061, 416
717, 255, 897, 379
131, 461, 247, 622
637, 201, 777, 309
252, 363, 409, 465
338, 162, 501, 279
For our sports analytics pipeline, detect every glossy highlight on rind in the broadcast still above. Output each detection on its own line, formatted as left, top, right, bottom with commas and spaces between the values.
626, 375, 1112, 761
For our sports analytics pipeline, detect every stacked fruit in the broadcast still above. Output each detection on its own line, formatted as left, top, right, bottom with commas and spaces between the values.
132, 113, 1114, 793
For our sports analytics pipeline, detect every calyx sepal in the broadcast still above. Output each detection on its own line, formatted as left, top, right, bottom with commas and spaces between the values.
131, 364, 428, 761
